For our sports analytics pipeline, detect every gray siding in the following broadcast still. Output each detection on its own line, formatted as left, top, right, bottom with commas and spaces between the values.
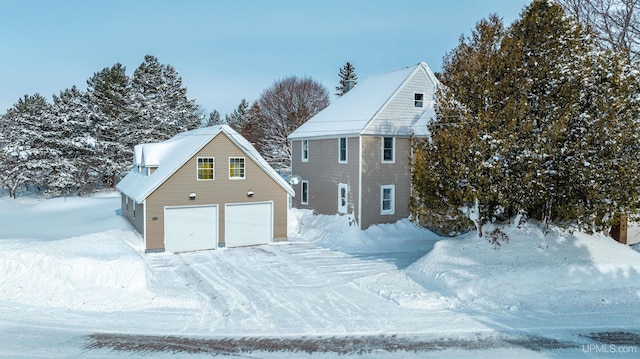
363, 68, 436, 135
291, 137, 360, 220
121, 193, 144, 235
360, 136, 411, 229
144, 133, 289, 251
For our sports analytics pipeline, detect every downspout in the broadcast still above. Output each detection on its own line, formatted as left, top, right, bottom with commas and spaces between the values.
358, 136, 363, 230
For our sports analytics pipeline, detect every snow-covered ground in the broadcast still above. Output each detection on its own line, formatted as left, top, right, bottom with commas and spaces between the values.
1, 192, 640, 358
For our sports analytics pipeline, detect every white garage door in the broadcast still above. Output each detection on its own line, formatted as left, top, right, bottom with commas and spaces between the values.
165, 205, 218, 253
225, 202, 272, 247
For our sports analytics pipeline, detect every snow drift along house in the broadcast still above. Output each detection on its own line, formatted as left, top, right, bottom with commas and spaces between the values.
288, 62, 439, 229
117, 125, 294, 253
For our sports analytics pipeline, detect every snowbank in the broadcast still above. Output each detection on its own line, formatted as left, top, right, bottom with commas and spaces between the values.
288, 208, 440, 254
0, 230, 197, 311
0, 193, 198, 311
406, 220, 640, 312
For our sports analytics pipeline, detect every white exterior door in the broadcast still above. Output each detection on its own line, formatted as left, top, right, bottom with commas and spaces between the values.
225, 202, 273, 247
338, 183, 348, 214
165, 205, 218, 253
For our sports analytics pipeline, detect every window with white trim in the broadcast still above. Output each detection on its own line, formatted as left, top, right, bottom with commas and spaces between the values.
229, 157, 245, 179
302, 140, 309, 162
301, 180, 309, 205
382, 137, 394, 163
381, 185, 395, 215
414, 93, 424, 107
338, 137, 348, 163
197, 157, 214, 180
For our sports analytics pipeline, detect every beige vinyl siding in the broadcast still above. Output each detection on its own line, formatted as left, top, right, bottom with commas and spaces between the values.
291, 137, 360, 218
121, 193, 144, 235
363, 69, 436, 135
360, 136, 411, 229
144, 133, 288, 251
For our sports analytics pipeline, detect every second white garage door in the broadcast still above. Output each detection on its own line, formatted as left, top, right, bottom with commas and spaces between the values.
224, 202, 273, 247
165, 205, 218, 253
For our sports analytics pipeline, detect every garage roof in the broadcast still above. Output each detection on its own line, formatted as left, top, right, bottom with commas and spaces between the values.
117, 125, 294, 203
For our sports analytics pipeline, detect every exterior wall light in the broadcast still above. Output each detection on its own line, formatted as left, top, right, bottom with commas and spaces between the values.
247, 191, 254, 198
189, 192, 196, 200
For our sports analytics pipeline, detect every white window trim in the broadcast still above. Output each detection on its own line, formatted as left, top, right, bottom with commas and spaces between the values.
414, 93, 424, 108
196, 157, 215, 181
338, 137, 348, 163
381, 185, 395, 215
338, 183, 349, 214
302, 140, 309, 162
301, 180, 309, 205
228, 156, 246, 180
381, 137, 395, 163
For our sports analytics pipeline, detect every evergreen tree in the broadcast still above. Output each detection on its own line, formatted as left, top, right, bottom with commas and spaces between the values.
224, 98, 249, 131
411, 14, 510, 236
130, 55, 202, 143
48, 86, 96, 196
238, 101, 264, 153
411, 0, 640, 236
206, 109, 223, 126
335, 61, 358, 96
86, 63, 134, 187
0, 94, 52, 198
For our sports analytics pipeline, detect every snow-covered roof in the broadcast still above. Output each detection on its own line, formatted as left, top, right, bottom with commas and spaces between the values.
288, 62, 439, 140
117, 125, 294, 203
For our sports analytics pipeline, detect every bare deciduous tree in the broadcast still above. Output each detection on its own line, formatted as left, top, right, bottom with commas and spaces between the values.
257, 76, 329, 175
558, 0, 640, 61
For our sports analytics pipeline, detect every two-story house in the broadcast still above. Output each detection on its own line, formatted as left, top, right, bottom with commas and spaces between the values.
288, 62, 439, 229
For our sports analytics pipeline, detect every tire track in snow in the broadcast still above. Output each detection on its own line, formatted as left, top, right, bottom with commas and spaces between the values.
171, 242, 431, 335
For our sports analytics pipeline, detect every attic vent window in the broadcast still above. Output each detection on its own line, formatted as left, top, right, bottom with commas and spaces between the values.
414, 93, 424, 108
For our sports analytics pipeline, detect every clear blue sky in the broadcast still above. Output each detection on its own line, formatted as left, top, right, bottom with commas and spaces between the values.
0, 0, 531, 117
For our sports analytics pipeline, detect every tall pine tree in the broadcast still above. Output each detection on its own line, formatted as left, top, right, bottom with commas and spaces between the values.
0, 94, 52, 197
130, 54, 202, 143
335, 62, 358, 96
48, 86, 96, 196
86, 63, 133, 187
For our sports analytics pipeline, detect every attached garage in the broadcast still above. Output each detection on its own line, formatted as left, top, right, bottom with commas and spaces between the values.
225, 202, 273, 247
165, 205, 218, 253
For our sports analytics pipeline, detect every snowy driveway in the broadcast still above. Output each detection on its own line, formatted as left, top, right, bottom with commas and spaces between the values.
145, 238, 454, 337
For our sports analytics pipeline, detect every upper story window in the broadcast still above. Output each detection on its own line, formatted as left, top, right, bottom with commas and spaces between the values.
338, 137, 348, 163
229, 157, 245, 179
382, 137, 395, 163
414, 93, 424, 107
302, 140, 309, 162
197, 157, 214, 180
